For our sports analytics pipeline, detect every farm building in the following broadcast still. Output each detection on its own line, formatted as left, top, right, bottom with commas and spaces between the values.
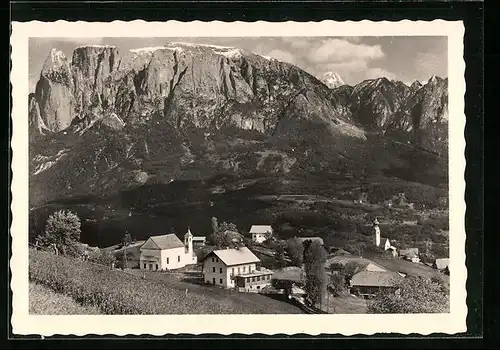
201, 246, 272, 291
400, 248, 420, 263
433, 258, 450, 273
139, 228, 197, 271
250, 225, 273, 243
349, 263, 404, 298
192, 236, 207, 246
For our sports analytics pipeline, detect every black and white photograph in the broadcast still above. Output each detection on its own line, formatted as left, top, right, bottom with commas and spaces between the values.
11, 20, 467, 336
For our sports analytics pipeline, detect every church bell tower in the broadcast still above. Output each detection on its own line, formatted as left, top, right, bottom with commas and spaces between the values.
184, 227, 193, 255
373, 217, 381, 247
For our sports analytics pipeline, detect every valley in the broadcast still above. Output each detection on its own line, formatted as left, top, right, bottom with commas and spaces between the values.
28, 41, 449, 260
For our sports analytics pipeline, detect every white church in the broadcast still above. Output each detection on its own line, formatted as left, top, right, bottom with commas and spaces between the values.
139, 228, 198, 271
372, 217, 398, 257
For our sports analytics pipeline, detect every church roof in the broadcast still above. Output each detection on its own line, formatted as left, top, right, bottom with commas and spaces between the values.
140, 234, 185, 250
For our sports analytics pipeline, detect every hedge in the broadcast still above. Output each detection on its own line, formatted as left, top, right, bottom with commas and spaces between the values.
29, 249, 240, 314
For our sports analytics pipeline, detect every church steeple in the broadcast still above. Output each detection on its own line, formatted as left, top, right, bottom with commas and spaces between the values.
373, 217, 381, 247
184, 226, 193, 255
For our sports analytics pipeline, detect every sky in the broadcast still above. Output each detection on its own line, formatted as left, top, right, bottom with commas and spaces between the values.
29, 36, 447, 92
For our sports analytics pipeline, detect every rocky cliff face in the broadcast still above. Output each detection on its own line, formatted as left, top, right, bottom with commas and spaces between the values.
329, 75, 448, 153
34, 49, 74, 132
388, 76, 449, 155
33, 43, 351, 136
29, 43, 448, 206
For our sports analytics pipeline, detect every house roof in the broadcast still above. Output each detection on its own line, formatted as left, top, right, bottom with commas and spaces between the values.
140, 234, 185, 250
250, 225, 273, 234
350, 270, 404, 288
272, 266, 304, 283
295, 237, 324, 245
205, 246, 260, 266
362, 262, 388, 273
434, 258, 449, 270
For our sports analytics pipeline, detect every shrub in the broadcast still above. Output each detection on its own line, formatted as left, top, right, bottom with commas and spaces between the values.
88, 249, 116, 267
368, 276, 450, 313
29, 249, 246, 314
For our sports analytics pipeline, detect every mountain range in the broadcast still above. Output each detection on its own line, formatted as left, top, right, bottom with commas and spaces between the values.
28, 43, 448, 245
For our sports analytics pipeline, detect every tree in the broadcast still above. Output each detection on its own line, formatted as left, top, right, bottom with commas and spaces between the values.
303, 241, 327, 306
36, 210, 81, 256
286, 238, 304, 267
209, 217, 219, 244
121, 232, 133, 268
342, 261, 360, 286
211, 221, 243, 248
368, 276, 450, 314
329, 272, 346, 294
88, 249, 117, 267
122, 233, 133, 247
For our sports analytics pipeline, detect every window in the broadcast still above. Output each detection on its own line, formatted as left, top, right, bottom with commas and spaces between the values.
238, 267, 240, 274
252, 277, 255, 282
219, 268, 222, 273
257, 286, 260, 290
257, 276, 260, 281
143, 263, 147, 269
219, 279, 223, 284
178, 255, 180, 262
232, 268, 234, 275
149, 263, 153, 270
167, 257, 169, 264
212, 257, 215, 262
212, 267, 216, 273
212, 278, 215, 284
155, 264, 158, 270
243, 266, 246, 272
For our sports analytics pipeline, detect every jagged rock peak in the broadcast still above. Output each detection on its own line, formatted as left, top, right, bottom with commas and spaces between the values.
41, 49, 71, 77
411, 80, 423, 89
321, 72, 345, 89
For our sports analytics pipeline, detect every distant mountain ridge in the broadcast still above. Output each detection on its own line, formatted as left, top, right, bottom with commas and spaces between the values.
28, 43, 448, 207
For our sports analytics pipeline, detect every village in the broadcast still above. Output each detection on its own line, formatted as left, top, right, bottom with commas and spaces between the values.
103, 217, 450, 314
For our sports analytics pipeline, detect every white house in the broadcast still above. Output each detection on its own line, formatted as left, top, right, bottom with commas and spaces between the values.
139, 228, 197, 271
250, 225, 273, 243
201, 246, 272, 291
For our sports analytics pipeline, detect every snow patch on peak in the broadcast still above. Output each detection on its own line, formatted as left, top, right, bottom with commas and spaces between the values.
321, 71, 345, 89
214, 48, 242, 59
168, 42, 235, 50
130, 46, 168, 53
75, 44, 116, 49
257, 53, 275, 61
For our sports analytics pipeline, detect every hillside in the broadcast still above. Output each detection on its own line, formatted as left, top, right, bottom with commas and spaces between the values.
28, 42, 449, 248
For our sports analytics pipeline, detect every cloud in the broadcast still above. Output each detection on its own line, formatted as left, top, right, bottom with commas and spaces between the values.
324, 60, 369, 73
308, 39, 384, 64
260, 49, 297, 65
32, 37, 104, 46
280, 37, 311, 49
365, 67, 397, 80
